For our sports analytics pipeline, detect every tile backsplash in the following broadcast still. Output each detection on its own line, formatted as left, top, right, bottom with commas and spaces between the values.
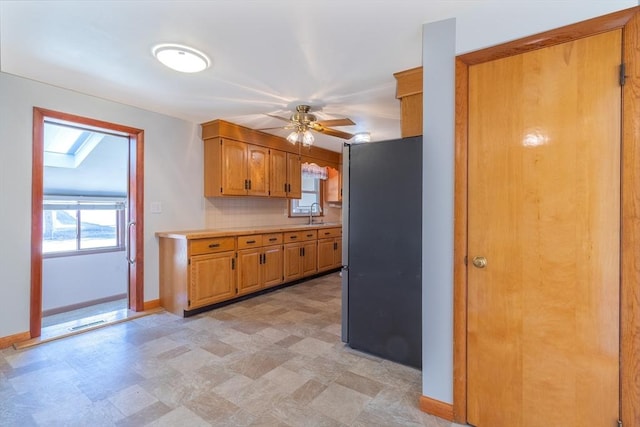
204, 197, 341, 229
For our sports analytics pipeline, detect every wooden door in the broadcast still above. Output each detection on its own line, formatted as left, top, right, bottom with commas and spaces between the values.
237, 249, 261, 295
189, 252, 236, 308
247, 144, 269, 197
270, 149, 287, 197
262, 245, 284, 287
467, 30, 621, 426
287, 153, 302, 198
221, 139, 247, 195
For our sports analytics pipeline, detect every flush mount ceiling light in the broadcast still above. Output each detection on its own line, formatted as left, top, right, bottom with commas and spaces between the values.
352, 132, 371, 143
152, 44, 210, 73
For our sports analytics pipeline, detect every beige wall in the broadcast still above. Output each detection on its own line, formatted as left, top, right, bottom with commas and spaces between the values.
205, 197, 341, 229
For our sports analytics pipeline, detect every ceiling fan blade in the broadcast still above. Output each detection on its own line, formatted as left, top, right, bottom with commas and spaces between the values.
311, 124, 354, 140
315, 118, 355, 127
265, 113, 292, 123
257, 126, 291, 131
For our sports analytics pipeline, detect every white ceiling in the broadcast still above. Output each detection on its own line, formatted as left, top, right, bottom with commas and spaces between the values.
1, 1, 636, 152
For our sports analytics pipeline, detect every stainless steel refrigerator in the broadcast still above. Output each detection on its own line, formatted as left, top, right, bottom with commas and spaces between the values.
341, 136, 422, 369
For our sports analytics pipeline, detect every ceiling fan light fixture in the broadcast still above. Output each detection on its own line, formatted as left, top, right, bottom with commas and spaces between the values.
302, 130, 314, 147
152, 44, 210, 73
287, 131, 299, 144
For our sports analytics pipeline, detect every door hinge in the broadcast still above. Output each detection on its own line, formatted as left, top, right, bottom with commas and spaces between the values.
464, 256, 468, 266
620, 63, 627, 86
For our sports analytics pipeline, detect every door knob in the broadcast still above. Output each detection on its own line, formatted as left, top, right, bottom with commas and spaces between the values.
472, 256, 487, 268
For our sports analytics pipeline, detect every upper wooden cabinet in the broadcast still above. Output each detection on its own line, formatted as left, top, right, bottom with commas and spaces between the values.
205, 138, 269, 197
270, 149, 302, 199
325, 166, 341, 203
394, 66, 423, 138
201, 120, 340, 199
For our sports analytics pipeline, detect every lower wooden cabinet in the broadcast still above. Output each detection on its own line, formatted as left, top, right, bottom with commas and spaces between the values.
237, 244, 284, 295
158, 226, 339, 317
190, 251, 236, 308
159, 236, 237, 316
317, 238, 342, 272
284, 240, 317, 281
262, 245, 284, 287
317, 227, 343, 272
237, 249, 262, 295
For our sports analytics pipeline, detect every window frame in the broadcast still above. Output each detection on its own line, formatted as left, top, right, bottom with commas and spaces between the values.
289, 176, 325, 218
42, 198, 127, 258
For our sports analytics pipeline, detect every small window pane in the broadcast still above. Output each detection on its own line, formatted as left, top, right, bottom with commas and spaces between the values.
43, 210, 78, 253
301, 176, 317, 191
79, 209, 118, 249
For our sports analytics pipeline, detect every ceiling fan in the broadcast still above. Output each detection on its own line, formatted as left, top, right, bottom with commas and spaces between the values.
260, 105, 355, 146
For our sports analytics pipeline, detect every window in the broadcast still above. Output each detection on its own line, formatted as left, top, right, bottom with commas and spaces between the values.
290, 175, 324, 217
43, 199, 126, 255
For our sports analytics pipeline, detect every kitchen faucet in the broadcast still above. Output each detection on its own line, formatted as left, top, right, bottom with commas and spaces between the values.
309, 202, 322, 224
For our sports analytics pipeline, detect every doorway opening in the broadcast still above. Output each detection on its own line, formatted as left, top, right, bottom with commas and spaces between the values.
30, 108, 144, 340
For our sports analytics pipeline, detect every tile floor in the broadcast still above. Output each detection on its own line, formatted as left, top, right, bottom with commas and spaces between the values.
1, 273, 462, 427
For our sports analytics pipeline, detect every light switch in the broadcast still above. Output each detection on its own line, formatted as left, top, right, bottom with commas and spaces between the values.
150, 202, 162, 214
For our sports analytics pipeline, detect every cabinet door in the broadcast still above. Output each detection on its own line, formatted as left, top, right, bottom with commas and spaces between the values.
283, 243, 303, 281
221, 139, 248, 195
317, 238, 336, 272
270, 149, 288, 198
333, 239, 342, 269
325, 167, 341, 203
247, 144, 269, 197
287, 153, 302, 199
302, 241, 317, 277
189, 252, 236, 308
237, 249, 261, 295
262, 244, 284, 288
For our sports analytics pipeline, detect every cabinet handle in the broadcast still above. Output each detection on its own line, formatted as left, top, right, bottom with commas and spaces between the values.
209, 243, 220, 248
306, 234, 313, 237
244, 179, 248, 190
290, 235, 297, 239
284, 183, 288, 192
248, 179, 252, 190
302, 247, 305, 256
231, 258, 235, 269
299, 248, 303, 256
269, 238, 277, 242
262, 254, 266, 264
246, 240, 256, 244
324, 232, 330, 235
287, 183, 291, 192
334, 242, 338, 250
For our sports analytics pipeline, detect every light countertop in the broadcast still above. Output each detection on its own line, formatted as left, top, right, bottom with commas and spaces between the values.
155, 222, 342, 240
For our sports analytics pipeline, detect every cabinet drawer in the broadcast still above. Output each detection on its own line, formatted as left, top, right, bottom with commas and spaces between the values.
318, 227, 342, 238
262, 233, 283, 245
284, 230, 317, 243
237, 234, 263, 249
190, 237, 235, 255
